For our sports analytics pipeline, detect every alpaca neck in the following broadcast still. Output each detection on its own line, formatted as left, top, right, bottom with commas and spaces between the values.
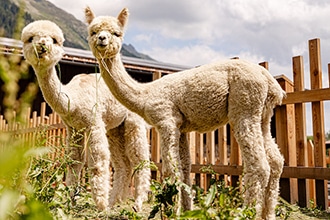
98, 54, 146, 116
34, 65, 68, 115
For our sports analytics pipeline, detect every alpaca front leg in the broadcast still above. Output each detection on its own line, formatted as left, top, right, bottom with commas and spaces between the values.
107, 126, 131, 207
158, 123, 184, 213
65, 127, 85, 187
158, 124, 182, 180
132, 163, 150, 211
123, 114, 151, 211
179, 132, 192, 211
66, 145, 84, 186
109, 158, 131, 206
108, 155, 131, 207
87, 127, 111, 211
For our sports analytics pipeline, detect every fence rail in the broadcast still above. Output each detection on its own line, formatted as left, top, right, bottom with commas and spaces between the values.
1, 38, 330, 209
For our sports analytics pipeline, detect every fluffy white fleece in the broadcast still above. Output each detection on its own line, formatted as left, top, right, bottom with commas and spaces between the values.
21, 20, 150, 211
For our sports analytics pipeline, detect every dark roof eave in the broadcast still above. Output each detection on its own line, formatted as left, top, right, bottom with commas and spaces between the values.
0, 37, 190, 72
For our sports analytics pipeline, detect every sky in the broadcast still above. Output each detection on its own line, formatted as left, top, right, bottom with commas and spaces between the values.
47, 0, 330, 135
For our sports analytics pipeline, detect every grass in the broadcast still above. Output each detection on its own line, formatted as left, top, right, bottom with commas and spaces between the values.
1, 139, 330, 220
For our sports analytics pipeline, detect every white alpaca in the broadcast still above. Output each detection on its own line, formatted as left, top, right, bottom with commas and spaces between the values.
85, 7, 285, 219
21, 20, 150, 211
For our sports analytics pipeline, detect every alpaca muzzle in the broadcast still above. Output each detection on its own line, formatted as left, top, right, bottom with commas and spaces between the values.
97, 31, 112, 48
35, 43, 50, 57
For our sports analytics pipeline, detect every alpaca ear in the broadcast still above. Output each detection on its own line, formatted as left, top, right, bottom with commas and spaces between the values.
85, 6, 95, 24
118, 8, 129, 28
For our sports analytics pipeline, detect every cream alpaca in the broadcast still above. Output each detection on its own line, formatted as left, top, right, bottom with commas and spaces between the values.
21, 20, 150, 211
86, 7, 285, 219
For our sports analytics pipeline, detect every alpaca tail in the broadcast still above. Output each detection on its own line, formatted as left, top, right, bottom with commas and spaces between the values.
262, 69, 286, 119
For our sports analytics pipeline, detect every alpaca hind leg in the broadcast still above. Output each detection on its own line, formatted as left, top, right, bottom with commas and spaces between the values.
228, 77, 270, 218
179, 132, 192, 211
231, 118, 270, 218
107, 125, 131, 207
262, 142, 283, 220
87, 125, 111, 210
261, 112, 284, 219
123, 113, 150, 211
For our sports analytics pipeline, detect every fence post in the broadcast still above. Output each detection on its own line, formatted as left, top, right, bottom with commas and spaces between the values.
188, 132, 196, 186
195, 132, 204, 188
206, 131, 215, 188
275, 76, 298, 204
308, 38, 328, 209
229, 127, 241, 187
217, 126, 228, 184
151, 71, 162, 179
307, 140, 316, 204
40, 102, 46, 125
293, 56, 309, 207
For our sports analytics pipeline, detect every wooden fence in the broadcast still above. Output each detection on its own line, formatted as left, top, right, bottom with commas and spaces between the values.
1, 38, 329, 209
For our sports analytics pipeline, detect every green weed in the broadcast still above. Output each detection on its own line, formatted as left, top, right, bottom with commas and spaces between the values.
180, 178, 255, 220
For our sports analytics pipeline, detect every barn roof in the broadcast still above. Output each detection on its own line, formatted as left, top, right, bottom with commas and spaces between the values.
0, 37, 190, 74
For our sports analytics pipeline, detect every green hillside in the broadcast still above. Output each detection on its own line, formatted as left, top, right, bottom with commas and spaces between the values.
0, 0, 154, 59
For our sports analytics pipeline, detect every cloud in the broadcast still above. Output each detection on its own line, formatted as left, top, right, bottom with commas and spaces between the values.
48, 1, 330, 78
48, 0, 330, 134
142, 44, 226, 67
132, 33, 152, 44
48, 0, 330, 83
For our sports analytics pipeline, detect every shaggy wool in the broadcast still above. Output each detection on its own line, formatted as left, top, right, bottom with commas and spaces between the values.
21, 20, 150, 211
85, 7, 285, 219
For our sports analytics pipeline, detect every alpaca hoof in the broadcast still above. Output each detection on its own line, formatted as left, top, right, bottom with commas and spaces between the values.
133, 199, 143, 212
262, 214, 275, 220
95, 197, 109, 211
108, 197, 117, 208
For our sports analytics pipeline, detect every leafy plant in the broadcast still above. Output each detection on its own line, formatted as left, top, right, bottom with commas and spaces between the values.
148, 177, 180, 219
0, 4, 53, 218
0, 134, 54, 219
180, 178, 255, 220
120, 208, 143, 220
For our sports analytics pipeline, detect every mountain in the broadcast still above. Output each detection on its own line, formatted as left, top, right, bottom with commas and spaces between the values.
121, 43, 154, 60
0, 0, 154, 60
0, 0, 34, 39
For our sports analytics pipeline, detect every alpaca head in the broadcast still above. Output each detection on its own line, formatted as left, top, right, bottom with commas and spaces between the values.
85, 6, 128, 59
21, 20, 64, 68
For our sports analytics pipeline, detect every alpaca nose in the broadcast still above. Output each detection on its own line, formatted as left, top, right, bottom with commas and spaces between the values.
39, 37, 47, 44
98, 35, 106, 41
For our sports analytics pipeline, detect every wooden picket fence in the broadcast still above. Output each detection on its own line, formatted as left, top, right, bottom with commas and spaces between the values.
0, 38, 329, 209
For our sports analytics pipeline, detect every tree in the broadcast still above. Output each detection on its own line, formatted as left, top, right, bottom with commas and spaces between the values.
326, 130, 330, 141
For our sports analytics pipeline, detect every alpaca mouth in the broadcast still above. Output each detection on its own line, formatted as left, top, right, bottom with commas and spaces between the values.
38, 48, 47, 56
34, 45, 49, 57
96, 43, 108, 50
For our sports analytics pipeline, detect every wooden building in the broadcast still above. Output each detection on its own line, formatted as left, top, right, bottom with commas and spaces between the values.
0, 37, 189, 115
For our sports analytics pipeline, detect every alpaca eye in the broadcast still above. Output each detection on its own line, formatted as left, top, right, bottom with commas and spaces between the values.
113, 32, 121, 37
28, 36, 33, 43
53, 38, 58, 44
91, 31, 96, 36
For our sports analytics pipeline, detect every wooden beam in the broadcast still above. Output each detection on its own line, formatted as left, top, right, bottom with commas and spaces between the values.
281, 167, 330, 180
282, 88, 330, 104
152, 163, 330, 180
